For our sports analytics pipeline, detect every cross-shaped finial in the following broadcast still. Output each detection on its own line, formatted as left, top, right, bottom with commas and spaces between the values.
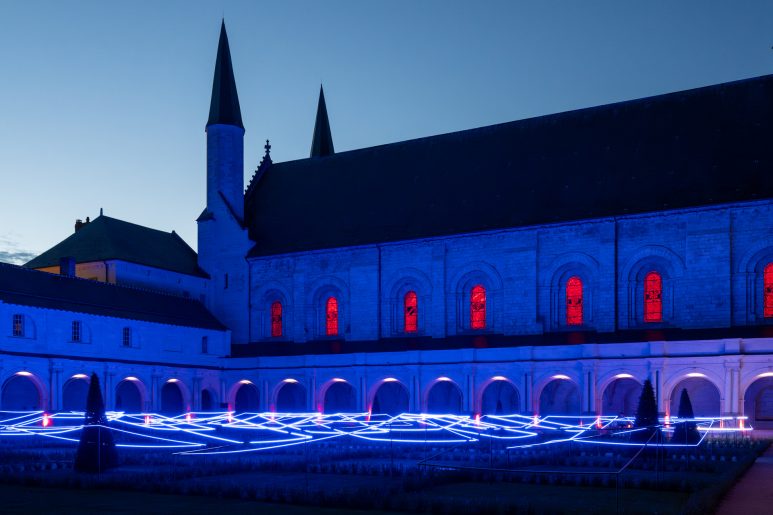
264, 139, 271, 155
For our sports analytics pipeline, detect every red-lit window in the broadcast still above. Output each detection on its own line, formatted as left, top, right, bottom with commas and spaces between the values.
325, 297, 338, 336
644, 272, 662, 323
566, 276, 583, 326
404, 291, 418, 333
765, 263, 773, 318
470, 285, 486, 330
270, 301, 283, 337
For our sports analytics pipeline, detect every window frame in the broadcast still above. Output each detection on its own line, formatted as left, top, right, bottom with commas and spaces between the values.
71, 320, 82, 343
764, 263, 773, 319
270, 301, 283, 337
325, 296, 339, 337
470, 284, 487, 330
643, 271, 663, 323
565, 276, 583, 326
122, 327, 132, 348
12, 314, 24, 337
404, 291, 418, 333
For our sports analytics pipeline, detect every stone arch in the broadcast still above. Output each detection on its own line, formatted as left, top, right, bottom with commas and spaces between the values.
274, 380, 307, 412
538, 377, 581, 416
1, 373, 44, 411
621, 245, 685, 327
544, 252, 599, 330
200, 388, 216, 411
426, 379, 463, 414
600, 377, 642, 416
115, 378, 144, 412
479, 378, 520, 415
308, 275, 349, 339
668, 376, 721, 418
62, 375, 90, 412
322, 380, 357, 413
370, 380, 410, 416
233, 381, 260, 412
450, 262, 504, 333
386, 268, 433, 335
743, 374, 773, 429
161, 381, 185, 415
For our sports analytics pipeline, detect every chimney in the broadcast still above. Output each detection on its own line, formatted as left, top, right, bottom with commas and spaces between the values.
59, 257, 76, 277
75, 219, 83, 232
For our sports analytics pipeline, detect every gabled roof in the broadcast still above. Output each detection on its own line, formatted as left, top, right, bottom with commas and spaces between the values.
207, 20, 243, 129
245, 74, 773, 257
24, 215, 206, 277
0, 263, 225, 330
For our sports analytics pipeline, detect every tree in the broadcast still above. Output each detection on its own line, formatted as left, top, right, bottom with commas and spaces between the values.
74, 373, 118, 472
672, 388, 700, 444
633, 379, 658, 440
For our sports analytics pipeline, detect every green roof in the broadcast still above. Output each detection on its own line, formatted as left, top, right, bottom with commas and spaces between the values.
24, 215, 206, 277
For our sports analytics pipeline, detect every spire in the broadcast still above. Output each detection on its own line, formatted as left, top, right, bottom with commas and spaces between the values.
310, 85, 334, 157
207, 20, 243, 129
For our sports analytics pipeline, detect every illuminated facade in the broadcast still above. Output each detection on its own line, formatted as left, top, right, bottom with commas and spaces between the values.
3, 23, 773, 428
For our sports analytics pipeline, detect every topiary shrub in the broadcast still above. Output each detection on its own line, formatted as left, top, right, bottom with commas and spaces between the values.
672, 388, 701, 444
74, 373, 118, 473
633, 379, 659, 441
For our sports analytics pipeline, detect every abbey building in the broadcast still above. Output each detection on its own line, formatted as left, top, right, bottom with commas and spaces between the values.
3, 22, 773, 427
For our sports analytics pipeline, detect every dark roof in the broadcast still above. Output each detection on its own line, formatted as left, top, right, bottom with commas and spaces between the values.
207, 21, 243, 129
245, 74, 773, 257
0, 263, 225, 330
24, 215, 206, 277
310, 85, 334, 157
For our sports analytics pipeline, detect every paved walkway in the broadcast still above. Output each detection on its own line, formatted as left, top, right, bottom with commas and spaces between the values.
716, 443, 773, 515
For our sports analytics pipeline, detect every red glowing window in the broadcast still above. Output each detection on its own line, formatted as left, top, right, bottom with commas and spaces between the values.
270, 301, 283, 337
404, 291, 418, 333
470, 285, 486, 330
325, 297, 338, 336
765, 263, 773, 318
644, 272, 663, 323
566, 276, 583, 326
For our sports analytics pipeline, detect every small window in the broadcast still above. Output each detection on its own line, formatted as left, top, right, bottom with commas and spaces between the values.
765, 263, 773, 319
122, 327, 132, 347
201, 336, 209, 354
71, 321, 82, 342
566, 276, 583, 326
404, 291, 418, 333
12, 314, 24, 337
470, 285, 486, 330
271, 301, 283, 337
224, 273, 229, 289
644, 272, 663, 323
325, 297, 339, 336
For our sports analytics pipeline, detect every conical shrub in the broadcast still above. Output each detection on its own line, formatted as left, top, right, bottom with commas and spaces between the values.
74, 373, 118, 472
633, 379, 658, 441
672, 388, 700, 444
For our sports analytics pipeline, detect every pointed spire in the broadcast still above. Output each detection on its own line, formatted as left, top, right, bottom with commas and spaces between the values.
207, 20, 243, 129
310, 85, 334, 157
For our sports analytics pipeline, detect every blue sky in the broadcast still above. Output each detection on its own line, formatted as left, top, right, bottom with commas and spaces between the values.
1, 1, 771, 263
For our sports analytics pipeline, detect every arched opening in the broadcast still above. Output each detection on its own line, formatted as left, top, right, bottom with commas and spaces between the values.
744, 376, 773, 429
644, 272, 663, 322
62, 377, 90, 412
601, 378, 642, 417
371, 381, 409, 416
115, 379, 142, 412
539, 378, 581, 415
470, 285, 486, 330
276, 381, 306, 412
161, 381, 184, 415
234, 382, 260, 412
480, 380, 520, 415
201, 389, 214, 411
669, 377, 720, 417
1, 374, 41, 411
426, 380, 463, 414
323, 381, 356, 413
404, 291, 418, 333
566, 276, 583, 326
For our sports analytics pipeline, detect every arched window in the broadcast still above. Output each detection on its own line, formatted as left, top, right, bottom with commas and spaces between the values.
325, 297, 339, 336
470, 285, 486, 330
765, 263, 773, 318
404, 291, 418, 333
566, 276, 583, 326
270, 301, 283, 337
644, 272, 663, 322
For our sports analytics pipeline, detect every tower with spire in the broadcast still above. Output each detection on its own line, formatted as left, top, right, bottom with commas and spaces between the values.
197, 21, 252, 344
310, 85, 334, 157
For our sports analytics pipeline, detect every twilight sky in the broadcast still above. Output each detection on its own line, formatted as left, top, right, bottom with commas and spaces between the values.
1, 1, 771, 263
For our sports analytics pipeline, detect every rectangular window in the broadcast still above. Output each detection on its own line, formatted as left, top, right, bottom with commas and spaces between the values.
201, 336, 208, 354
71, 321, 81, 342
12, 314, 24, 337
122, 327, 132, 347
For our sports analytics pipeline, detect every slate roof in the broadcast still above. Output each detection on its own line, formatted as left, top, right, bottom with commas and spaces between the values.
245, 74, 773, 257
24, 215, 206, 277
0, 263, 225, 330
207, 20, 243, 129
